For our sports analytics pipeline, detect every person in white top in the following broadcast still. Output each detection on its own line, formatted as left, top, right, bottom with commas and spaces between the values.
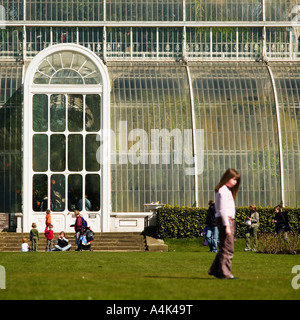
208, 168, 241, 279
21, 238, 30, 252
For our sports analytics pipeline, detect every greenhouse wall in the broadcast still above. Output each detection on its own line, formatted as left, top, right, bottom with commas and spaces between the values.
0, 0, 299, 231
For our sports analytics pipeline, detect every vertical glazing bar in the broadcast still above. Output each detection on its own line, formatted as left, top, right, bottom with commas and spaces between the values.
130, 27, 133, 60
182, 25, 186, 62
50, 27, 53, 45
210, 27, 213, 59
23, 25, 26, 61
186, 65, 198, 206
289, 29, 293, 60
103, 26, 107, 63
103, 0, 106, 21
23, 0, 26, 21
266, 65, 285, 206
261, 0, 268, 62
236, 27, 239, 59
156, 27, 159, 59
22, 26, 26, 82
82, 95, 86, 172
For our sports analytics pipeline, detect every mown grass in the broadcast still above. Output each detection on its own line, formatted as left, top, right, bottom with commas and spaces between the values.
0, 239, 299, 300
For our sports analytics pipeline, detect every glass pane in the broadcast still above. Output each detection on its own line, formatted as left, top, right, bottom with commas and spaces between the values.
50, 134, 66, 171
186, 0, 262, 21
51, 174, 65, 212
50, 94, 66, 132
68, 134, 83, 171
106, 27, 130, 59
78, 27, 103, 57
0, 63, 22, 214
68, 94, 83, 132
50, 69, 84, 85
27, 2, 103, 22
68, 174, 82, 211
106, 0, 182, 21
52, 27, 77, 45
158, 27, 182, 59
109, 65, 194, 212
86, 134, 100, 171
190, 64, 280, 207
34, 59, 55, 84
33, 134, 48, 172
272, 63, 300, 206
33, 174, 48, 212
86, 174, 100, 211
26, 27, 51, 57
132, 27, 157, 59
33, 94, 48, 132
265, 0, 293, 21
86, 94, 101, 132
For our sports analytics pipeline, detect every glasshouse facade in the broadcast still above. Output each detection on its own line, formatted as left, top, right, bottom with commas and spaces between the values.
0, 0, 300, 232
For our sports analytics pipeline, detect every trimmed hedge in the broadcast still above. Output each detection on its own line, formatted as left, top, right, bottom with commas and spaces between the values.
156, 205, 300, 239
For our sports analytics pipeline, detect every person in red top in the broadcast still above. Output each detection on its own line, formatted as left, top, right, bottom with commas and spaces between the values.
44, 224, 54, 251
70, 210, 82, 251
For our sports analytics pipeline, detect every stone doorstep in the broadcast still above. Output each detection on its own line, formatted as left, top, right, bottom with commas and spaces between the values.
145, 236, 168, 252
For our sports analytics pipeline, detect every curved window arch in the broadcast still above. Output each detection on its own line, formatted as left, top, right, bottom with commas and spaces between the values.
33, 51, 102, 85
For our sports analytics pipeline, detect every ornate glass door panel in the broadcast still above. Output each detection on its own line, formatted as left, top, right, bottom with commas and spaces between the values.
31, 93, 102, 227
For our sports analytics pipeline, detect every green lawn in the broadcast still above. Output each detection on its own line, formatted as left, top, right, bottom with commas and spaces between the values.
0, 239, 299, 300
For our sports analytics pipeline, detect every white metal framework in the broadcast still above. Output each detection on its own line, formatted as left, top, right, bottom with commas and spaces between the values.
23, 44, 111, 232
0, 1, 300, 62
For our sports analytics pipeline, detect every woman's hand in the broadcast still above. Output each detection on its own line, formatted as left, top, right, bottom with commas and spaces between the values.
225, 225, 231, 236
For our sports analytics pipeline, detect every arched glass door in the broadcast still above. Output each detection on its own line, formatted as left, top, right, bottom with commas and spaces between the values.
24, 45, 110, 232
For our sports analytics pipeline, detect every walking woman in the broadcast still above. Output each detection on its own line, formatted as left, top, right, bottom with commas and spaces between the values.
208, 168, 241, 279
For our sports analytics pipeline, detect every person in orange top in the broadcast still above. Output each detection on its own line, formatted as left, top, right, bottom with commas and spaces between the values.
45, 209, 51, 227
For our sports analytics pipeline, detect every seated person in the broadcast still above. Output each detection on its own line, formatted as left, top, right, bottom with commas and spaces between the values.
21, 238, 30, 252
53, 231, 72, 251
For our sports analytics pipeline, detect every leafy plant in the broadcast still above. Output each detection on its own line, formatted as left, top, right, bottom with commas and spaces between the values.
257, 233, 300, 254
156, 204, 300, 239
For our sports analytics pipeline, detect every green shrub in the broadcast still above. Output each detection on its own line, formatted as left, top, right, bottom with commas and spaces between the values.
257, 233, 300, 254
156, 205, 300, 239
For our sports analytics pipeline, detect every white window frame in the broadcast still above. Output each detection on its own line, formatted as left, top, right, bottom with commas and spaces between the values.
23, 43, 111, 232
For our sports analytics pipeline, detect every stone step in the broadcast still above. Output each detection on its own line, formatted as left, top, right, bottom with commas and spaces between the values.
0, 232, 148, 252
0, 232, 143, 237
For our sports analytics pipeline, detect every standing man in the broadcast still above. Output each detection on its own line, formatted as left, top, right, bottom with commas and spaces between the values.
78, 195, 92, 211
272, 204, 289, 239
70, 210, 83, 251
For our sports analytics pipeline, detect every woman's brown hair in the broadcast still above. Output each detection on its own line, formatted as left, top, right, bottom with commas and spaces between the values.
215, 168, 241, 200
